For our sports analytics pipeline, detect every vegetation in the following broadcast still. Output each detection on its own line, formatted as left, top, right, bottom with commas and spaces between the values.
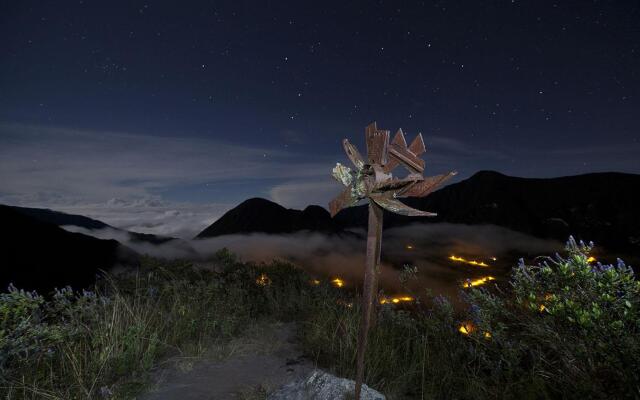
1, 239, 638, 399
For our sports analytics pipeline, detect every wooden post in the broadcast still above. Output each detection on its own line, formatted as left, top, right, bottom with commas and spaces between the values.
355, 201, 383, 399
329, 122, 456, 400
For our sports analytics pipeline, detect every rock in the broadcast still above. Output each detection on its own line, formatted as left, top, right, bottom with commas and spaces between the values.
267, 370, 385, 400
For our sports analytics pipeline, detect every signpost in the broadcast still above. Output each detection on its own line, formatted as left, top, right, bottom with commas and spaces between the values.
329, 122, 456, 399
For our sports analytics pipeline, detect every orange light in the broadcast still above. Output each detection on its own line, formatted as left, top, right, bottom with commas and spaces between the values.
459, 322, 491, 339
331, 278, 344, 288
449, 255, 489, 267
587, 256, 596, 263
458, 322, 474, 335
380, 295, 414, 305
462, 276, 495, 288
256, 273, 271, 286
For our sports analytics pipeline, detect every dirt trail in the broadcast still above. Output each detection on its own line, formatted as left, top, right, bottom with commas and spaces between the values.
139, 322, 313, 400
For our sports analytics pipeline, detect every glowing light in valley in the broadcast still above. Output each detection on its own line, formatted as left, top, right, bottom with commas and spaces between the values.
449, 255, 490, 267
380, 295, 414, 305
458, 322, 474, 335
256, 273, 271, 286
462, 276, 496, 288
458, 322, 491, 338
311, 279, 321, 285
587, 256, 596, 263
331, 278, 345, 288
405, 244, 414, 250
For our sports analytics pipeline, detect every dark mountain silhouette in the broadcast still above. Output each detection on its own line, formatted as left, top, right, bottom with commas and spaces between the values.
196, 171, 640, 254
6, 204, 176, 245
334, 171, 640, 253
195, 198, 338, 238
0, 205, 139, 293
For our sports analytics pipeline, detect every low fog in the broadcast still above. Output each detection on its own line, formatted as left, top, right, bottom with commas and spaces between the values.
64, 223, 562, 299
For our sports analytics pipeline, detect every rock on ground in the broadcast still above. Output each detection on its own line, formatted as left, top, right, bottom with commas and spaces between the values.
267, 370, 386, 400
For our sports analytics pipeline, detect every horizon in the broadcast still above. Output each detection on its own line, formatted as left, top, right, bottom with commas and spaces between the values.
5, 168, 638, 240
1, 2, 639, 237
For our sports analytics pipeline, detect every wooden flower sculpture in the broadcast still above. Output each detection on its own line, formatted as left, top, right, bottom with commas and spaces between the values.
329, 122, 456, 399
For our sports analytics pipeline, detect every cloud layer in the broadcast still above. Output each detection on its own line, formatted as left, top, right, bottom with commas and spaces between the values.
0, 123, 331, 237
3, 122, 638, 237
65, 223, 562, 299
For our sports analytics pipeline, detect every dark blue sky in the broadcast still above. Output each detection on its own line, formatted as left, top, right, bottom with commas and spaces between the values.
1, 1, 638, 237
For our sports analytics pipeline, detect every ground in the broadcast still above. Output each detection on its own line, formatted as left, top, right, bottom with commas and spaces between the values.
139, 321, 313, 400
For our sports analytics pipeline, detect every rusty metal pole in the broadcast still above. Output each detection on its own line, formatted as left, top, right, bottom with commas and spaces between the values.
354, 201, 383, 400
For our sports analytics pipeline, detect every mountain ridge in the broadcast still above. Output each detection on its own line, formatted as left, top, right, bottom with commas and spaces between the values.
197, 170, 640, 253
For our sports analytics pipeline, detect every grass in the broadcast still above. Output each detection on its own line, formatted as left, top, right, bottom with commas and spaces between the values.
1, 240, 639, 399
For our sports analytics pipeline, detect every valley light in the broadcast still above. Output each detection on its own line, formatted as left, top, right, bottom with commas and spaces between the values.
255, 273, 271, 286
380, 295, 414, 304
331, 277, 345, 288
329, 121, 456, 399
405, 244, 414, 250
462, 276, 496, 288
449, 254, 490, 267
459, 322, 492, 339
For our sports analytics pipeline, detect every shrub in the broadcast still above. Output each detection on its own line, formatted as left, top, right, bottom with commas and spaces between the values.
466, 236, 640, 399
302, 237, 640, 399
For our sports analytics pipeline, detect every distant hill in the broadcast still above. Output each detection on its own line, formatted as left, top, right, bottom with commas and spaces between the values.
0, 205, 139, 293
197, 171, 640, 254
6, 205, 176, 245
195, 198, 338, 238
334, 171, 640, 253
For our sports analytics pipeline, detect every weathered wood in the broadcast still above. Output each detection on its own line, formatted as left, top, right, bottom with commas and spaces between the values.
408, 132, 426, 156
329, 186, 357, 217
329, 121, 456, 400
370, 193, 437, 216
354, 201, 383, 400
343, 139, 366, 170
397, 171, 457, 198
365, 122, 389, 166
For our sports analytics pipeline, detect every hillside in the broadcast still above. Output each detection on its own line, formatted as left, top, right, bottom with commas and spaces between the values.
7, 205, 177, 245
335, 170, 640, 252
195, 198, 338, 238
0, 205, 138, 292
197, 171, 640, 253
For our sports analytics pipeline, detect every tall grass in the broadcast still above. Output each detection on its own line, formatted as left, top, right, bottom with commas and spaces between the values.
2, 240, 638, 399
301, 238, 640, 399
0, 251, 317, 399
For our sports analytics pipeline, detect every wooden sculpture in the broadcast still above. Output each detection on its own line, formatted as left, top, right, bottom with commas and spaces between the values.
329, 122, 456, 399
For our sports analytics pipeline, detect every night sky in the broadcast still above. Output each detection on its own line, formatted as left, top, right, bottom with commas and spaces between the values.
1, 1, 638, 238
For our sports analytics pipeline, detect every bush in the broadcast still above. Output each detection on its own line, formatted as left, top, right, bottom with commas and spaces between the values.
2, 240, 638, 399
466, 236, 640, 399
0, 253, 318, 399
302, 237, 640, 399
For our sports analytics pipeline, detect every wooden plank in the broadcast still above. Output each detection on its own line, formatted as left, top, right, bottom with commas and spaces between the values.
388, 142, 425, 173
354, 201, 383, 400
329, 186, 359, 217
370, 194, 437, 216
372, 174, 422, 193
365, 122, 389, 165
342, 139, 366, 170
382, 129, 405, 173
408, 132, 426, 156
397, 171, 457, 198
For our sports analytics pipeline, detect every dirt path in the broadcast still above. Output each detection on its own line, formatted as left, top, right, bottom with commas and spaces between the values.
138, 321, 313, 400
